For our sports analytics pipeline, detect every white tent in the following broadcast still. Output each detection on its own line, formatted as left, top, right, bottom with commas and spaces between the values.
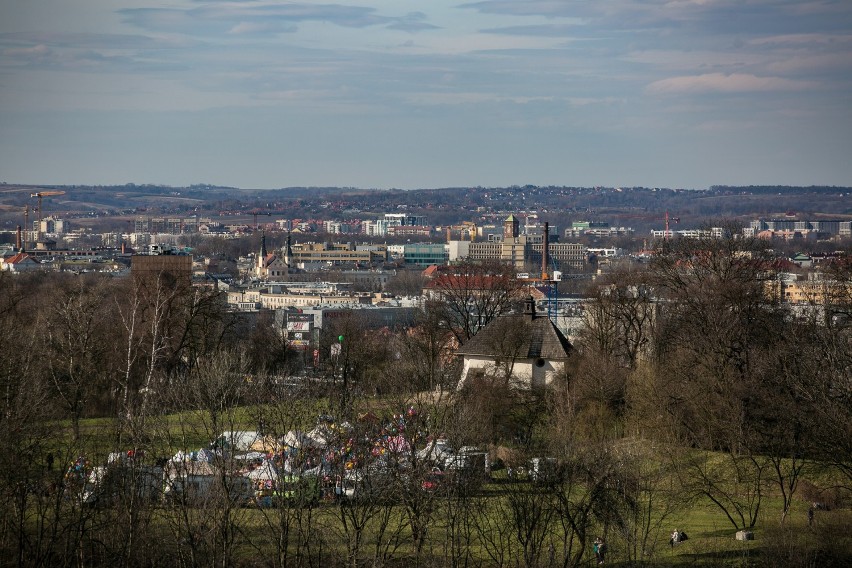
306, 426, 329, 446
170, 450, 188, 463
195, 448, 217, 463
165, 460, 219, 479
240, 451, 267, 462
282, 430, 323, 449
218, 431, 261, 452
245, 460, 279, 481
416, 439, 453, 464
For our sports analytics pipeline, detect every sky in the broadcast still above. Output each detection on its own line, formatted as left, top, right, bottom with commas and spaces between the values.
1, 0, 851, 190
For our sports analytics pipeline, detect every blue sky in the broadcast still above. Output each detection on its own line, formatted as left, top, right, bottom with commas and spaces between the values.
1, 0, 850, 189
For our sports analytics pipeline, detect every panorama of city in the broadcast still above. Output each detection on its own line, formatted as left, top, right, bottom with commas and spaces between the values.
0, 182, 850, 566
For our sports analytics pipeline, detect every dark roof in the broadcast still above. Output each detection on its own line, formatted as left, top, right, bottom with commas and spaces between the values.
456, 299, 572, 361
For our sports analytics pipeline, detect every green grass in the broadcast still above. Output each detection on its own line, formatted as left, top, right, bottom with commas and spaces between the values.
29, 409, 852, 566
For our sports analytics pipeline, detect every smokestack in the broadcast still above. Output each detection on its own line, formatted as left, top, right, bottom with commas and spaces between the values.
121, 241, 126, 254
15, 225, 22, 250
542, 222, 549, 280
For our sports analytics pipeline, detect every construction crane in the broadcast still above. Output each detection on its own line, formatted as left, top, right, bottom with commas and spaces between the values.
445, 222, 477, 243
462, 221, 477, 242
22, 206, 29, 250
30, 190, 65, 243
661, 210, 680, 239
251, 210, 271, 232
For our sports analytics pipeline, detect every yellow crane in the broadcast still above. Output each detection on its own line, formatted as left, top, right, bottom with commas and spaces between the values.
30, 190, 65, 243
445, 223, 478, 243
464, 222, 477, 242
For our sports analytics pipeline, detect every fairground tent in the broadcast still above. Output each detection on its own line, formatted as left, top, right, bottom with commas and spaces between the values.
282, 430, 323, 449
245, 460, 279, 481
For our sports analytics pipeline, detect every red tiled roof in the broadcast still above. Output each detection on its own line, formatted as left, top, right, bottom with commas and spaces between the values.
422, 265, 440, 277
262, 254, 277, 266
425, 274, 512, 290
4, 252, 36, 264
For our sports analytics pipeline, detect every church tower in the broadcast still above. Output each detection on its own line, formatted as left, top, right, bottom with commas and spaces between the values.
284, 230, 293, 268
503, 214, 519, 240
255, 232, 268, 278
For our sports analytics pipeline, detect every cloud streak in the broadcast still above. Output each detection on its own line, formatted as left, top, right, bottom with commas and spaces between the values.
119, 3, 429, 37
646, 72, 819, 94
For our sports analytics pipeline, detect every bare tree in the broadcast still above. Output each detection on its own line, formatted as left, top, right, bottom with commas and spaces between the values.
641, 233, 793, 531
43, 275, 112, 440
328, 417, 403, 568
613, 442, 693, 563
651, 232, 782, 384
425, 260, 521, 344
248, 378, 327, 567
0, 276, 69, 566
244, 310, 295, 376
153, 350, 256, 568
321, 313, 394, 418
384, 269, 426, 297
790, 259, 852, 488
546, 384, 635, 566
392, 304, 459, 393
376, 395, 458, 562
581, 266, 659, 369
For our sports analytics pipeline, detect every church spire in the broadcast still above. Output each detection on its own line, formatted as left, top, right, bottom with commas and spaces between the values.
284, 230, 293, 267
255, 231, 268, 277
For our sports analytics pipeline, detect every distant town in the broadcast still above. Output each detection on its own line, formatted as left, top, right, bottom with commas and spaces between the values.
2, 185, 850, 334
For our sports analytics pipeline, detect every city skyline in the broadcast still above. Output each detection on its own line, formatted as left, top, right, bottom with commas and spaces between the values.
1, 0, 851, 190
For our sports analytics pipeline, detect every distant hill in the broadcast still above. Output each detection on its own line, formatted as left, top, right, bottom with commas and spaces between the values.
0, 183, 849, 232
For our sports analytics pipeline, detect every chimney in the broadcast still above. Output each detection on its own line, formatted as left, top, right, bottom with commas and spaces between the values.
524, 295, 536, 319
541, 222, 549, 280
121, 241, 126, 254
15, 225, 22, 250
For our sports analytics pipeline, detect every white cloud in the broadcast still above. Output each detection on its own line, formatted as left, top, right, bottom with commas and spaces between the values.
405, 92, 554, 105
227, 21, 297, 35
749, 33, 852, 46
646, 72, 818, 94
624, 49, 766, 72
765, 52, 852, 74
567, 96, 623, 107
3, 44, 52, 58
694, 118, 759, 132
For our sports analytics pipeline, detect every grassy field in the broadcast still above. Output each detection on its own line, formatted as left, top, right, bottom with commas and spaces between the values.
165, 485, 851, 566
34, 409, 852, 567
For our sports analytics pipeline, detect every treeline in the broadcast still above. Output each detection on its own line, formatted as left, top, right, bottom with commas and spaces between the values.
7, 183, 851, 224
709, 185, 851, 195
0, 236, 851, 566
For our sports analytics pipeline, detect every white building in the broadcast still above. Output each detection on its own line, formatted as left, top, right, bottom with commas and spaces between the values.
455, 297, 572, 389
1, 251, 40, 272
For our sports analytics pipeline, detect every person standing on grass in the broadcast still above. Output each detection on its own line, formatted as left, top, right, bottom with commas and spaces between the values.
593, 536, 606, 564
